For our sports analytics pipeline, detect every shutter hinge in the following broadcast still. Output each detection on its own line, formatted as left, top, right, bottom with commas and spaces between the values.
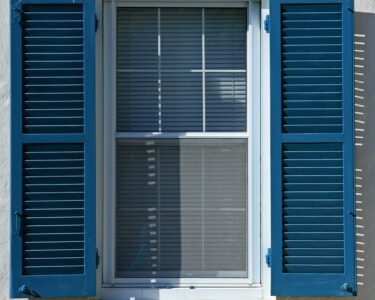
347, 7, 354, 13
341, 283, 356, 295
15, 210, 23, 237
12, 7, 23, 26
265, 248, 272, 268
264, 15, 270, 33
96, 248, 100, 269
19, 285, 40, 298
95, 14, 99, 33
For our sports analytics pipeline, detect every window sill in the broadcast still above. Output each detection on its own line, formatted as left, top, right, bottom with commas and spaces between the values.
99, 286, 263, 300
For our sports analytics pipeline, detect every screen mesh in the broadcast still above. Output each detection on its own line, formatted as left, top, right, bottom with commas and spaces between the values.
116, 139, 247, 278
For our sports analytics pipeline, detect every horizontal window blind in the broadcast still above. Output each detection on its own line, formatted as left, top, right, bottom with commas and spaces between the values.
206, 72, 247, 132
161, 8, 202, 70
116, 8, 247, 133
116, 139, 247, 278
117, 8, 159, 132
205, 8, 247, 69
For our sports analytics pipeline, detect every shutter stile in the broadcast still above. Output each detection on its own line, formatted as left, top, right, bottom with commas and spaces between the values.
271, 0, 355, 296
11, 0, 96, 298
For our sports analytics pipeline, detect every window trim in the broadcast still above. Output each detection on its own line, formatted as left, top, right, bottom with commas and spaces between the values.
102, 0, 261, 288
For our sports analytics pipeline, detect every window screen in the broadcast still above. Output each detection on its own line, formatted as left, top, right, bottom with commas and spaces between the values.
116, 139, 247, 278
115, 7, 248, 280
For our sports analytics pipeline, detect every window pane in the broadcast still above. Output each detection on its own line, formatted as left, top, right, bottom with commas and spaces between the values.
205, 8, 247, 70
206, 72, 247, 132
160, 9, 203, 131
161, 8, 202, 70
117, 72, 159, 132
117, 8, 158, 69
116, 139, 248, 278
161, 72, 203, 132
117, 8, 159, 132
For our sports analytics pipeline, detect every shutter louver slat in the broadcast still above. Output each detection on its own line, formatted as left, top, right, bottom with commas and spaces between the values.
23, 4, 84, 134
281, 4, 343, 134
11, 0, 96, 298
271, 0, 355, 297
282, 143, 344, 274
22, 144, 84, 275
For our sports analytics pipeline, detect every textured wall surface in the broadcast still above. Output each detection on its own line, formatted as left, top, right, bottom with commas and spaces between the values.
0, 0, 11, 299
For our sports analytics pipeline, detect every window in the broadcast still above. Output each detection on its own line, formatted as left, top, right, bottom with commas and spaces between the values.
104, 1, 261, 287
9, 0, 355, 298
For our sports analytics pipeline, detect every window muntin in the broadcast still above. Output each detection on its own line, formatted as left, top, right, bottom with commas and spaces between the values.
115, 6, 249, 281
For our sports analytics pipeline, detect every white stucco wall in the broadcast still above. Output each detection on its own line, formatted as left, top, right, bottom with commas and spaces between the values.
0, 0, 11, 299
1, 0, 375, 300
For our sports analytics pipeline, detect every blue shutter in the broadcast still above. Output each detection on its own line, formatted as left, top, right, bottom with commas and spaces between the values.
270, 0, 355, 296
10, 0, 96, 297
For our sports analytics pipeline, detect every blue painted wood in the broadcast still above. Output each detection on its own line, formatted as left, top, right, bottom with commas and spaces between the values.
270, 0, 355, 296
10, 0, 96, 298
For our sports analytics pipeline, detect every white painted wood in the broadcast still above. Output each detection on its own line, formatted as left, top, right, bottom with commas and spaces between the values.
100, 0, 264, 297
100, 287, 264, 300
260, 0, 274, 299
248, 0, 261, 285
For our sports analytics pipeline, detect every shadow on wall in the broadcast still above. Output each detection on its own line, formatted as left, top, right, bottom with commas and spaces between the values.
277, 11, 375, 300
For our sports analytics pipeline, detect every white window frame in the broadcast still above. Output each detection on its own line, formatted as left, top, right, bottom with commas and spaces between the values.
102, 0, 261, 290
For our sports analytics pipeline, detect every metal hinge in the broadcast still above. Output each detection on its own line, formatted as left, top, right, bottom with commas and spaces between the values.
13, 7, 23, 26
96, 248, 100, 269
265, 248, 272, 268
341, 283, 356, 295
264, 15, 270, 33
95, 14, 99, 33
19, 285, 40, 298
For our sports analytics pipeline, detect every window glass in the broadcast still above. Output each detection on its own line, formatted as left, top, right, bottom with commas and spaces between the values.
116, 139, 247, 278
115, 7, 248, 280
116, 8, 247, 133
